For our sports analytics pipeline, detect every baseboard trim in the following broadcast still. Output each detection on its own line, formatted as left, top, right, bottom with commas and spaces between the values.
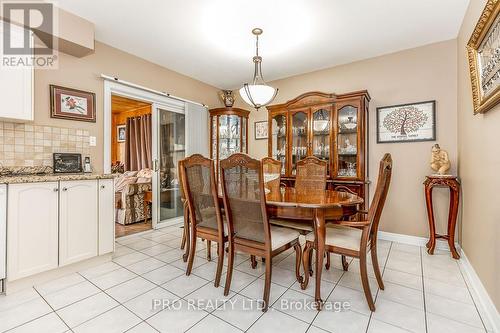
378, 230, 499, 332
459, 251, 500, 332
378, 230, 458, 252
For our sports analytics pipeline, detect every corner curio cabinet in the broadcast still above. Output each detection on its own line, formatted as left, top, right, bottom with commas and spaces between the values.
267, 91, 370, 202
209, 107, 250, 179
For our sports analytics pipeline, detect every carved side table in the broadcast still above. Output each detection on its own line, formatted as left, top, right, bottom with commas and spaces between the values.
424, 175, 460, 259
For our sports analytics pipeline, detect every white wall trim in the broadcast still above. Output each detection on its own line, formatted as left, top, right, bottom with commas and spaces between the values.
378, 230, 499, 332
459, 250, 500, 333
378, 230, 459, 252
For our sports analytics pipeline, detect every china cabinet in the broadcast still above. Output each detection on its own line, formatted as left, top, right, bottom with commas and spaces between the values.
267, 91, 370, 201
209, 107, 250, 178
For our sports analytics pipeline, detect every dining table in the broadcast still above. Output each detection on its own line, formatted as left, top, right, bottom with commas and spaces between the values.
265, 186, 364, 307
182, 184, 364, 308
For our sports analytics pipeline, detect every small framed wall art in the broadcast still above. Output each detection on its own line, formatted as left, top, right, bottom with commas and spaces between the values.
377, 100, 436, 143
467, 0, 500, 114
50, 85, 96, 122
254, 121, 268, 140
117, 124, 126, 142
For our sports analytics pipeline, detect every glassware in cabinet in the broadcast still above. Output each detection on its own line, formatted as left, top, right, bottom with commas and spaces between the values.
271, 114, 287, 175
337, 105, 358, 178
290, 111, 308, 175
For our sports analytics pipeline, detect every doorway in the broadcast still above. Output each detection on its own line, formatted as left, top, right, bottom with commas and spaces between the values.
111, 95, 153, 237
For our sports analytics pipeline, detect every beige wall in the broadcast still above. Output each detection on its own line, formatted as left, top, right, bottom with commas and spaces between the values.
34, 41, 221, 173
246, 40, 458, 238
457, 0, 500, 310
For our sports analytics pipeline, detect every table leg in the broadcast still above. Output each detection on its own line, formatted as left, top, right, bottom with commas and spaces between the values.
424, 185, 436, 254
448, 186, 460, 259
314, 208, 326, 309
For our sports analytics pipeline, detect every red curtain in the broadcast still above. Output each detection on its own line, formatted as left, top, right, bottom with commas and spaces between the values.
125, 114, 152, 171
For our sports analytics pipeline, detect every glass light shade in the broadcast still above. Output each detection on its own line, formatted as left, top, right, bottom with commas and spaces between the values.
239, 84, 277, 108
313, 120, 329, 132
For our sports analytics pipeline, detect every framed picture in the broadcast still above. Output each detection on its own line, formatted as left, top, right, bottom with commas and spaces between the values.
254, 121, 268, 140
50, 85, 96, 122
377, 101, 436, 143
117, 124, 126, 142
467, 0, 500, 114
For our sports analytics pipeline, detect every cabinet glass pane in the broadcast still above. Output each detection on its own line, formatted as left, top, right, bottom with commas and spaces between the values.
291, 111, 308, 175
312, 109, 331, 174
271, 114, 287, 174
242, 117, 247, 153
211, 116, 217, 159
337, 106, 358, 178
218, 115, 241, 160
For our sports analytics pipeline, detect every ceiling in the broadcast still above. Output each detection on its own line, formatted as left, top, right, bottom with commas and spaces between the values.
111, 95, 151, 114
58, 0, 469, 89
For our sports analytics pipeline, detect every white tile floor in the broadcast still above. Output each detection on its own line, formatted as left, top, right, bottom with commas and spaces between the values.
0, 224, 493, 333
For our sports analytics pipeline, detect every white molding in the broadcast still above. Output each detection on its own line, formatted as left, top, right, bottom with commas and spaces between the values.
459, 251, 500, 333
378, 231, 459, 252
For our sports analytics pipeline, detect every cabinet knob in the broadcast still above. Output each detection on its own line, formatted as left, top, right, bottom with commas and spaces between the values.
53, 188, 59, 192
100, 185, 105, 189
62, 187, 68, 191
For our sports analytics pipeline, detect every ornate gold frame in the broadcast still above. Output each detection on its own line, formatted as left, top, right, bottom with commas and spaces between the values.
467, 0, 500, 114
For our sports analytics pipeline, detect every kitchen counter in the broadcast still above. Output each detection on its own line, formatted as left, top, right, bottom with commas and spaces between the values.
0, 173, 116, 184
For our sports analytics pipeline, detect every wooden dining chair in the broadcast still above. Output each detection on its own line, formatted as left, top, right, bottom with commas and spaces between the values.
302, 153, 392, 311
179, 154, 227, 287
220, 153, 303, 311
262, 157, 282, 193
295, 156, 327, 190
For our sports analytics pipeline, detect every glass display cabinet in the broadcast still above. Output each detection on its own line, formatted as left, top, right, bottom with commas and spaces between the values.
267, 91, 370, 202
209, 107, 250, 179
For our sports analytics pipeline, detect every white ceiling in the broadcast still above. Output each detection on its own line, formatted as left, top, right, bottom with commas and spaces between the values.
57, 0, 469, 89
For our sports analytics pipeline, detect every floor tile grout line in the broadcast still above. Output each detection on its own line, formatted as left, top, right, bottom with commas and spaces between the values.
365, 241, 393, 333
1, 287, 71, 333
420, 246, 429, 333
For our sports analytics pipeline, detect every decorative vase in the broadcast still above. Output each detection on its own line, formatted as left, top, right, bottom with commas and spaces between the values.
219, 90, 235, 107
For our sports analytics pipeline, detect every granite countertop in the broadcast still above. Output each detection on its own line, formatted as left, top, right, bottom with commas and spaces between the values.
0, 173, 116, 184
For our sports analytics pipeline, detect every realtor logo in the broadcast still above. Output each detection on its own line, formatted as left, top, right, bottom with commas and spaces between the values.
1, 1, 58, 68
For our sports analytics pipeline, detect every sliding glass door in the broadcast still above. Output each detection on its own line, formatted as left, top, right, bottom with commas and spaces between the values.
152, 104, 185, 228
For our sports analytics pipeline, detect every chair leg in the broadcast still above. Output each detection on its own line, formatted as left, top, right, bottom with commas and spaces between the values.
308, 245, 314, 276
250, 255, 257, 269
360, 252, 375, 311
181, 205, 188, 250
223, 242, 234, 296
301, 241, 313, 290
206, 240, 212, 261
262, 255, 272, 312
371, 246, 385, 290
325, 252, 331, 270
186, 225, 197, 276
341, 255, 349, 271
182, 208, 190, 262
214, 241, 224, 288
293, 241, 303, 283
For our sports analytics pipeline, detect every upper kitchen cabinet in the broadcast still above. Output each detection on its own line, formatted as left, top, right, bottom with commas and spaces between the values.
0, 21, 34, 122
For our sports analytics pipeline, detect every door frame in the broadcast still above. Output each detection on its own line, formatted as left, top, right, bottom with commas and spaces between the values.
103, 79, 186, 229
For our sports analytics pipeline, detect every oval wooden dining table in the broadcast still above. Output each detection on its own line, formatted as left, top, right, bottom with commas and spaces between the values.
265, 187, 364, 307
182, 186, 363, 308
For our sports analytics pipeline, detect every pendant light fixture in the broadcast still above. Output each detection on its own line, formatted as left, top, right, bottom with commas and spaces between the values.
239, 28, 278, 110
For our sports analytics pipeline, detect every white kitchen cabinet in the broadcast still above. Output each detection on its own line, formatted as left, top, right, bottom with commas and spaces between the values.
7, 182, 59, 281
98, 179, 114, 255
0, 21, 34, 122
59, 180, 98, 266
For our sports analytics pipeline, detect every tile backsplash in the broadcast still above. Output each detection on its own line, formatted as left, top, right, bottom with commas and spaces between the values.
0, 121, 91, 167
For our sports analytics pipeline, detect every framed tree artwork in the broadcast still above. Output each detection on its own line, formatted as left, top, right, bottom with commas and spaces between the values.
467, 0, 500, 114
377, 101, 436, 143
